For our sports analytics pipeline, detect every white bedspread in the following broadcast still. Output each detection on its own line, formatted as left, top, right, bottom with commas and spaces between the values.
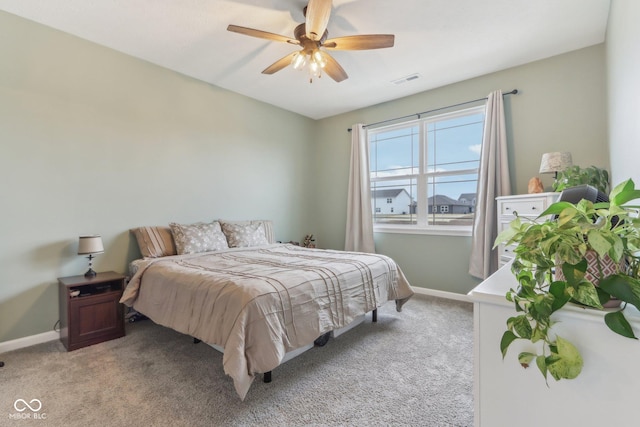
121, 244, 414, 399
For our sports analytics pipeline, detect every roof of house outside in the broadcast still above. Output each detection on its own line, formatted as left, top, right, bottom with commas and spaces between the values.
372, 189, 411, 199
458, 193, 477, 201
428, 194, 473, 207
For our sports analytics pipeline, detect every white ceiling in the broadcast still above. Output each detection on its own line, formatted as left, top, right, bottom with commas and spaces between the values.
0, 0, 611, 119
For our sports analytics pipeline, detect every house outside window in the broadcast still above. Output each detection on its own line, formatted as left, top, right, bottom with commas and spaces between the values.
369, 105, 484, 235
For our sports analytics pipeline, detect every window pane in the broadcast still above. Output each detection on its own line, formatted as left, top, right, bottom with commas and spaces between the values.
426, 174, 478, 226
426, 113, 483, 172
371, 179, 417, 225
370, 125, 419, 178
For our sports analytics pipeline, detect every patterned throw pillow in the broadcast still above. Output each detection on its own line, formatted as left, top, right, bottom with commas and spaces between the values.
221, 222, 269, 248
169, 221, 229, 254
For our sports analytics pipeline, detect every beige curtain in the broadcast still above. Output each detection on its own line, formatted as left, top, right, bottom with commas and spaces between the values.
469, 90, 511, 279
345, 124, 375, 253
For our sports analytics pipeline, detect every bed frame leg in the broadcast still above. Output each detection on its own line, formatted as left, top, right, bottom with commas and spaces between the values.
264, 371, 272, 383
372, 309, 377, 323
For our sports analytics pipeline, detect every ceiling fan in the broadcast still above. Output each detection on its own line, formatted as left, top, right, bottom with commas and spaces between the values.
227, 0, 394, 83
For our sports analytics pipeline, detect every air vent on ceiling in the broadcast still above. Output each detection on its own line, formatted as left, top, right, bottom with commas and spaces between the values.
391, 73, 422, 85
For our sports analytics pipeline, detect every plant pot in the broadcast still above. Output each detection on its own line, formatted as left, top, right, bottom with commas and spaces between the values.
555, 250, 623, 308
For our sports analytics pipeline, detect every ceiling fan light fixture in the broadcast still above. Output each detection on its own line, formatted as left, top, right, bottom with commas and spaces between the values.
292, 51, 307, 70
291, 49, 327, 82
313, 50, 326, 67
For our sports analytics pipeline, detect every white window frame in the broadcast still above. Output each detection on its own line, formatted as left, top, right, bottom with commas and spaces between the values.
369, 105, 484, 237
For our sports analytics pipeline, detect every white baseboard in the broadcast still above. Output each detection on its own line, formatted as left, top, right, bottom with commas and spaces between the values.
411, 286, 471, 303
0, 330, 59, 354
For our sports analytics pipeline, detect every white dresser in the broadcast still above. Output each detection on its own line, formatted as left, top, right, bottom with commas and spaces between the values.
468, 264, 640, 427
495, 192, 560, 267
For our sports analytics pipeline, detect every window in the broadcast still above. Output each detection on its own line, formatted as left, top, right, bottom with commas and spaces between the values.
369, 105, 484, 235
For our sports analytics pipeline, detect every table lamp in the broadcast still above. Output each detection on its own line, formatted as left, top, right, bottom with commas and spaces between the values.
78, 235, 104, 278
539, 152, 573, 179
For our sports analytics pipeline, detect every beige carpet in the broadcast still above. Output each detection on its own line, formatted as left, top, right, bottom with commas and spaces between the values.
1, 295, 473, 426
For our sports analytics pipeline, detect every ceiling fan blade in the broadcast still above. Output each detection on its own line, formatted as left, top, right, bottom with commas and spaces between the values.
262, 51, 298, 75
305, 0, 332, 41
324, 34, 395, 50
322, 51, 348, 82
227, 25, 298, 45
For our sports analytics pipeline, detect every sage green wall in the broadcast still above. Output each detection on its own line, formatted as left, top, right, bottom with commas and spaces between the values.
313, 45, 608, 294
0, 12, 315, 342
0, 9, 612, 343
607, 0, 640, 185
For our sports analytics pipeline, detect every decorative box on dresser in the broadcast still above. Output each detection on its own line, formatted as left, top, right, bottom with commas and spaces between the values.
495, 192, 560, 267
58, 271, 126, 351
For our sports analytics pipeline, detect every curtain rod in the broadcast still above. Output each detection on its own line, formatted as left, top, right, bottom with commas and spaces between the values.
347, 89, 518, 132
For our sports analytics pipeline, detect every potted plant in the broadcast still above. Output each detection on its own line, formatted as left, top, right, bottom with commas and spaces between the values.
494, 178, 640, 382
553, 165, 610, 194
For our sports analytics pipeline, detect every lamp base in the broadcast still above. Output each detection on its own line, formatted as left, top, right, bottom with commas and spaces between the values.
84, 268, 97, 278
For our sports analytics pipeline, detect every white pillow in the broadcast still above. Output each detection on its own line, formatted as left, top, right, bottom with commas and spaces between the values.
169, 221, 229, 254
220, 222, 270, 248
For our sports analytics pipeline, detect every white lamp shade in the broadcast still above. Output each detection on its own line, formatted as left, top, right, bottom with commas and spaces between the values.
78, 235, 104, 255
539, 152, 573, 174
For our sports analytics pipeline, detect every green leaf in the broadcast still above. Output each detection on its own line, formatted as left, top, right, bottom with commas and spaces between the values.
587, 230, 613, 259
561, 259, 587, 285
571, 280, 603, 309
511, 315, 533, 339
529, 293, 554, 322
500, 331, 519, 358
539, 202, 576, 217
494, 222, 520, 248
546, 336, 583, 380
549, 281, 571, 312
596, 286, 612, 307
598, 274, 640, 309
610, 179, 640, 206
531, 326, 547, 343
536, 355, 549, 382
518, 352, 537, 369
604, 311, 638, 339
557, 207, 579, 227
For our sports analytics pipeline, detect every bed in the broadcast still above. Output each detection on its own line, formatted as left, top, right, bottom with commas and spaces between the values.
121, 220, 414, 399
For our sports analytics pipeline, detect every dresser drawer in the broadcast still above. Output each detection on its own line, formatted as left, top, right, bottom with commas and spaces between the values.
500, 198, 547, 217
498, 244, 516, 258
496, 193, 560, 267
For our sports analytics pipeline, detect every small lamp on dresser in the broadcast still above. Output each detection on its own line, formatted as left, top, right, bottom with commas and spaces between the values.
539, 151, 573, 179
77, 235, 104, 278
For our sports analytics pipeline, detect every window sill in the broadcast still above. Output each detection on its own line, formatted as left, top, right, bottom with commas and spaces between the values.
373, 225, 472, 237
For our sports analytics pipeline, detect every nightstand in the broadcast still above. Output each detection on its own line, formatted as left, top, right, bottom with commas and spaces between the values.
58, 271, 126, 351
